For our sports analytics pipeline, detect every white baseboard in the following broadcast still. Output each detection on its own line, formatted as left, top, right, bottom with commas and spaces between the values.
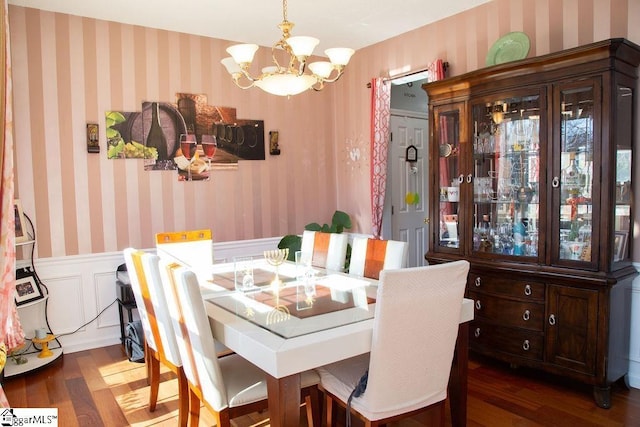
627, 370, 640, 389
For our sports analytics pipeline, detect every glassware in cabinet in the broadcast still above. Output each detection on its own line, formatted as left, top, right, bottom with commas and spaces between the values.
613, 84, 633, 263
555, 84, 596, 265
433, 103, 464, 251
471, 94, 541, 258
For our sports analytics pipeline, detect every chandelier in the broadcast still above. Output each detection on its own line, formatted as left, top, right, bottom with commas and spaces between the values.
220, 0, 355, 97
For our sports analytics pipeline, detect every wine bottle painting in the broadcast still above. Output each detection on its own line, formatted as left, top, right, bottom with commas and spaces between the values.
105, 102, 182, 167
106, 93, 267, 177
141, 101, 186, 171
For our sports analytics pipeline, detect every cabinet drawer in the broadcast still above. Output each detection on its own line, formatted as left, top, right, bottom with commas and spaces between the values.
470, 320, 544, 361
468, 291, 545, 331
468, 273, 545, 301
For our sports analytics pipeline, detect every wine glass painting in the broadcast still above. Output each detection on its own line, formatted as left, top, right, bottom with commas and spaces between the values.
176, 134, 209, 181
106, 93, 267, 179
201, 134, 217, 168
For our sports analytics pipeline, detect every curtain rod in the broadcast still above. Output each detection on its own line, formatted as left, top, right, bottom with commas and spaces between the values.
366, 62, 449, 88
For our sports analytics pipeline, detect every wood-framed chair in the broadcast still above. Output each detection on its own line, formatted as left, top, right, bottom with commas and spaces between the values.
123, 248, 188, 427
348, 237, 408, 279
300, 230, 348, 272
317, 260, 470, 427
161, 262, 321, 427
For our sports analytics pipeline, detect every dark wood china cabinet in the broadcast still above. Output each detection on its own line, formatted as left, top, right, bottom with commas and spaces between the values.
423, 39, 640, 408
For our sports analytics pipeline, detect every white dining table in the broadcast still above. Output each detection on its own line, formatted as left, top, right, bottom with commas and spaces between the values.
200, 260, 474, 427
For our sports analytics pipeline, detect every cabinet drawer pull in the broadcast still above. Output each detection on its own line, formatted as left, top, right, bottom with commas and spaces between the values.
467, 174, 473, 184
458, 174, 465, 184
474, 327, 481, 338
523, 340, 530, 351
475, 277, 481, 287
524, 284, 532, 296
552, 176, 560, 187
549, 314, 556, 325
523, 310, 530, 321
475, 300, 482, 310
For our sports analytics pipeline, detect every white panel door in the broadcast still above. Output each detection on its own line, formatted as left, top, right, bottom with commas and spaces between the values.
388, 114, 429, 267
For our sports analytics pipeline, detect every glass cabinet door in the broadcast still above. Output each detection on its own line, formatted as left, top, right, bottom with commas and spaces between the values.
434, 103, 464, 251
613, 84, 633, 264
471, 94, 541, 258
554, 83, 598, 266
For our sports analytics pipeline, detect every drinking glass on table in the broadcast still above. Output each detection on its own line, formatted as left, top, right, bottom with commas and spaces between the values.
201, 134, 217, 168
295, 251, 314, 282
234, 256, 254, 292
180, 134, 197, 181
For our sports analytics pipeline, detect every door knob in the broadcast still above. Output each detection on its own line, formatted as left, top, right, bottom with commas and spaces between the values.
423, 218, 430, 224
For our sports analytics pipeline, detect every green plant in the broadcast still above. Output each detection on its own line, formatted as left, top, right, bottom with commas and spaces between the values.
278, 210, 352, 267
306, 210, 352, 233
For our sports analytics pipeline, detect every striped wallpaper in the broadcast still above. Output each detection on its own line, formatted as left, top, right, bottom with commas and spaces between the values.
10, 5, 339, 258
9, 0, 640, 260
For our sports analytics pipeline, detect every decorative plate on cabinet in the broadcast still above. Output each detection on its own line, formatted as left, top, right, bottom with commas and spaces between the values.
486, 32, 530, 66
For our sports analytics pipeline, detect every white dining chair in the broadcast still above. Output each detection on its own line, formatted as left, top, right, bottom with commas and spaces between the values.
161, 262, 321, 427
300, 230, 348, 272
155, 229, 213, 281
348, 236, 408, 279
123, 248, 188, 427
317, 260, 470, 427
155, 230, 233, 356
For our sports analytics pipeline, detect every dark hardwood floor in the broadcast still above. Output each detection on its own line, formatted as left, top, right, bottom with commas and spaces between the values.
2, 344, 640, 426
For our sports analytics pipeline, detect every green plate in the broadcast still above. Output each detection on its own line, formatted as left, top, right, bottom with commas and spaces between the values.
486, 32, 530, 66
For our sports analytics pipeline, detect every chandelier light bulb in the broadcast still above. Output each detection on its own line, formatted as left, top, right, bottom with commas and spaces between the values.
287, 36, 319, 57
325, 48, 355, 66
308, 61, 334, 79
226, 44, 259, 66
221, 57, 242, 75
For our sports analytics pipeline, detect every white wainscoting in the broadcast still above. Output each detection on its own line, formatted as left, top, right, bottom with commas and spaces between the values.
626, 263, 640, 389
17, 237, 281, 354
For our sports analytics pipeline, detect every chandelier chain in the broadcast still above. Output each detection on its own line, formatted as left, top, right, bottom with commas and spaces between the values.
283, 0, 288, 22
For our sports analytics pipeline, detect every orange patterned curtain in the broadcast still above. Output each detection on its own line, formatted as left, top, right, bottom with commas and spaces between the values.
370, 77, 391, 238
1, 0, 25, 407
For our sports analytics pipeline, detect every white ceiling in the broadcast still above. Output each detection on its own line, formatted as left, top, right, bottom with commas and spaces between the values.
9, 0, 492, 55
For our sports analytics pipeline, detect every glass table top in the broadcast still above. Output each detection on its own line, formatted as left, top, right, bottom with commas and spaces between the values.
204, 260, 376, 339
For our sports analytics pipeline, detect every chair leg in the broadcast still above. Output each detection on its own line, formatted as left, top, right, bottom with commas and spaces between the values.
305, 386, 322, 427
325, 394, 334, 427
148, 353, 160, 411
305, 395, 313, 427
144, 343, 151, 386
438, 400, 446, 427
188, 387, 200, 427
176, 368, 188, 427
215, 409, 231, 427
